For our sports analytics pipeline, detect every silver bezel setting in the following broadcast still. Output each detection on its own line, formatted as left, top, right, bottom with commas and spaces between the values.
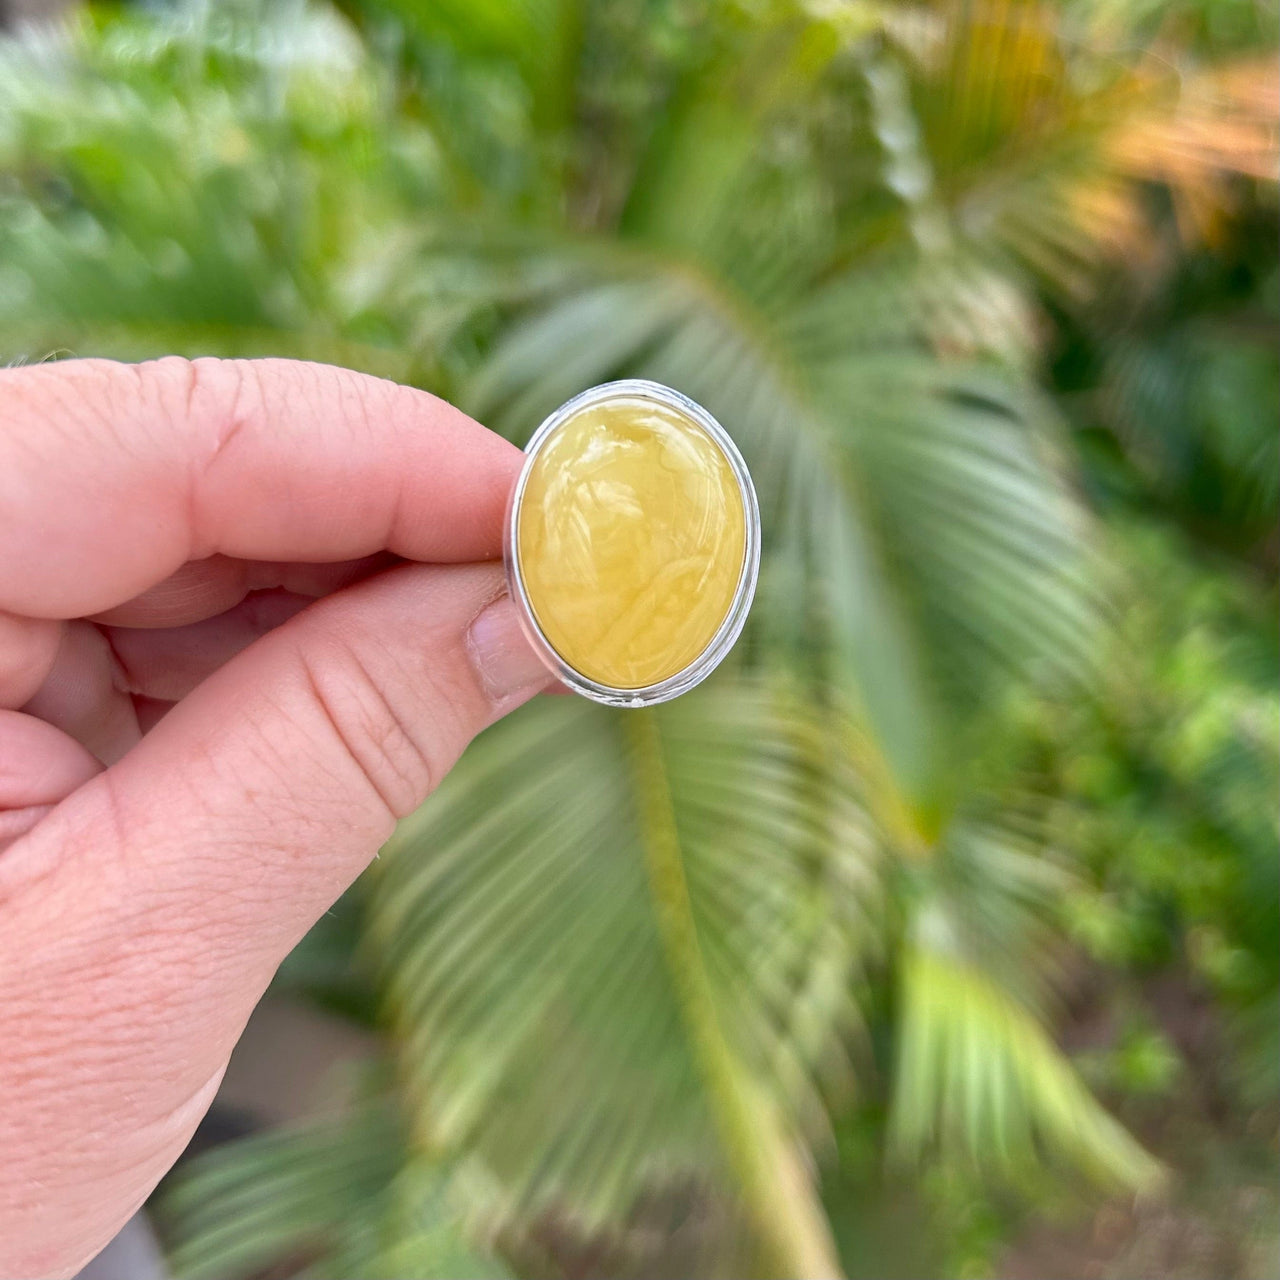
505, 379, 761, 708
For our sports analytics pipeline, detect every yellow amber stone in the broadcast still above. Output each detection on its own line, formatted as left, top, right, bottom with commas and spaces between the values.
517, 395, 747, 689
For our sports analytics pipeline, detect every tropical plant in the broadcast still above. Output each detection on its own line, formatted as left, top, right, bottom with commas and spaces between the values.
0, 1, 1273, 1276
1037, 522, 1279, 1106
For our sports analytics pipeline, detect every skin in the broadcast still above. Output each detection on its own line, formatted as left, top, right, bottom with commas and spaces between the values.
0, 356, 555, 1279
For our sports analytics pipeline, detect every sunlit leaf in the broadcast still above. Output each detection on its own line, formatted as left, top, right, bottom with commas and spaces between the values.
891, 909, 1161, 1187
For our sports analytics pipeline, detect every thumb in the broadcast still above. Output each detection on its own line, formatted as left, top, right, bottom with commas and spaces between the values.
0, 561, 551, 1279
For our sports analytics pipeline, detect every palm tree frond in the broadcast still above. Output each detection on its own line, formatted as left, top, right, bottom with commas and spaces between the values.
162, 1086, 504, 1280
890, 932, 1161, 1188
369, 680, 878, 1269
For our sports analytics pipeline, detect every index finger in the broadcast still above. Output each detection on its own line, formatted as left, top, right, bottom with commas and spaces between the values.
0, 357, 523, 618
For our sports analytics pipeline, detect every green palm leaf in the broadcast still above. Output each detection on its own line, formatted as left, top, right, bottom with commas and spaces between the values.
370, 681, 875, 1276
163, 1084, 506, 1280
890, 935, 1161, 1187
466, 250, 1103, 805
890, 851, 1163, 1191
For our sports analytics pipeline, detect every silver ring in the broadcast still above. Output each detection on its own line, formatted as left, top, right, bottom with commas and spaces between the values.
505, 379, 760, 707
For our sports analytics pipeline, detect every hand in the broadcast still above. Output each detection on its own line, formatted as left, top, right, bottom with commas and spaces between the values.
0, 357, 553, 1278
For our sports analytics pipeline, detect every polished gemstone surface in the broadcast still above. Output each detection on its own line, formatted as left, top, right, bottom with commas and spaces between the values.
517, 395, 747, 689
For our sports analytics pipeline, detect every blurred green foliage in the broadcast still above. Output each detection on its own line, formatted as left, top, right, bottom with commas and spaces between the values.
0, 1, 1275, 1276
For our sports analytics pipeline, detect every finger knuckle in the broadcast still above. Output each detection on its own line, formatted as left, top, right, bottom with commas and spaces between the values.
295, 638, 442, 821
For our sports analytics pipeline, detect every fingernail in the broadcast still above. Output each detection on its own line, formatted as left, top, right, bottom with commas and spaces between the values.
467, 594, 556, 702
